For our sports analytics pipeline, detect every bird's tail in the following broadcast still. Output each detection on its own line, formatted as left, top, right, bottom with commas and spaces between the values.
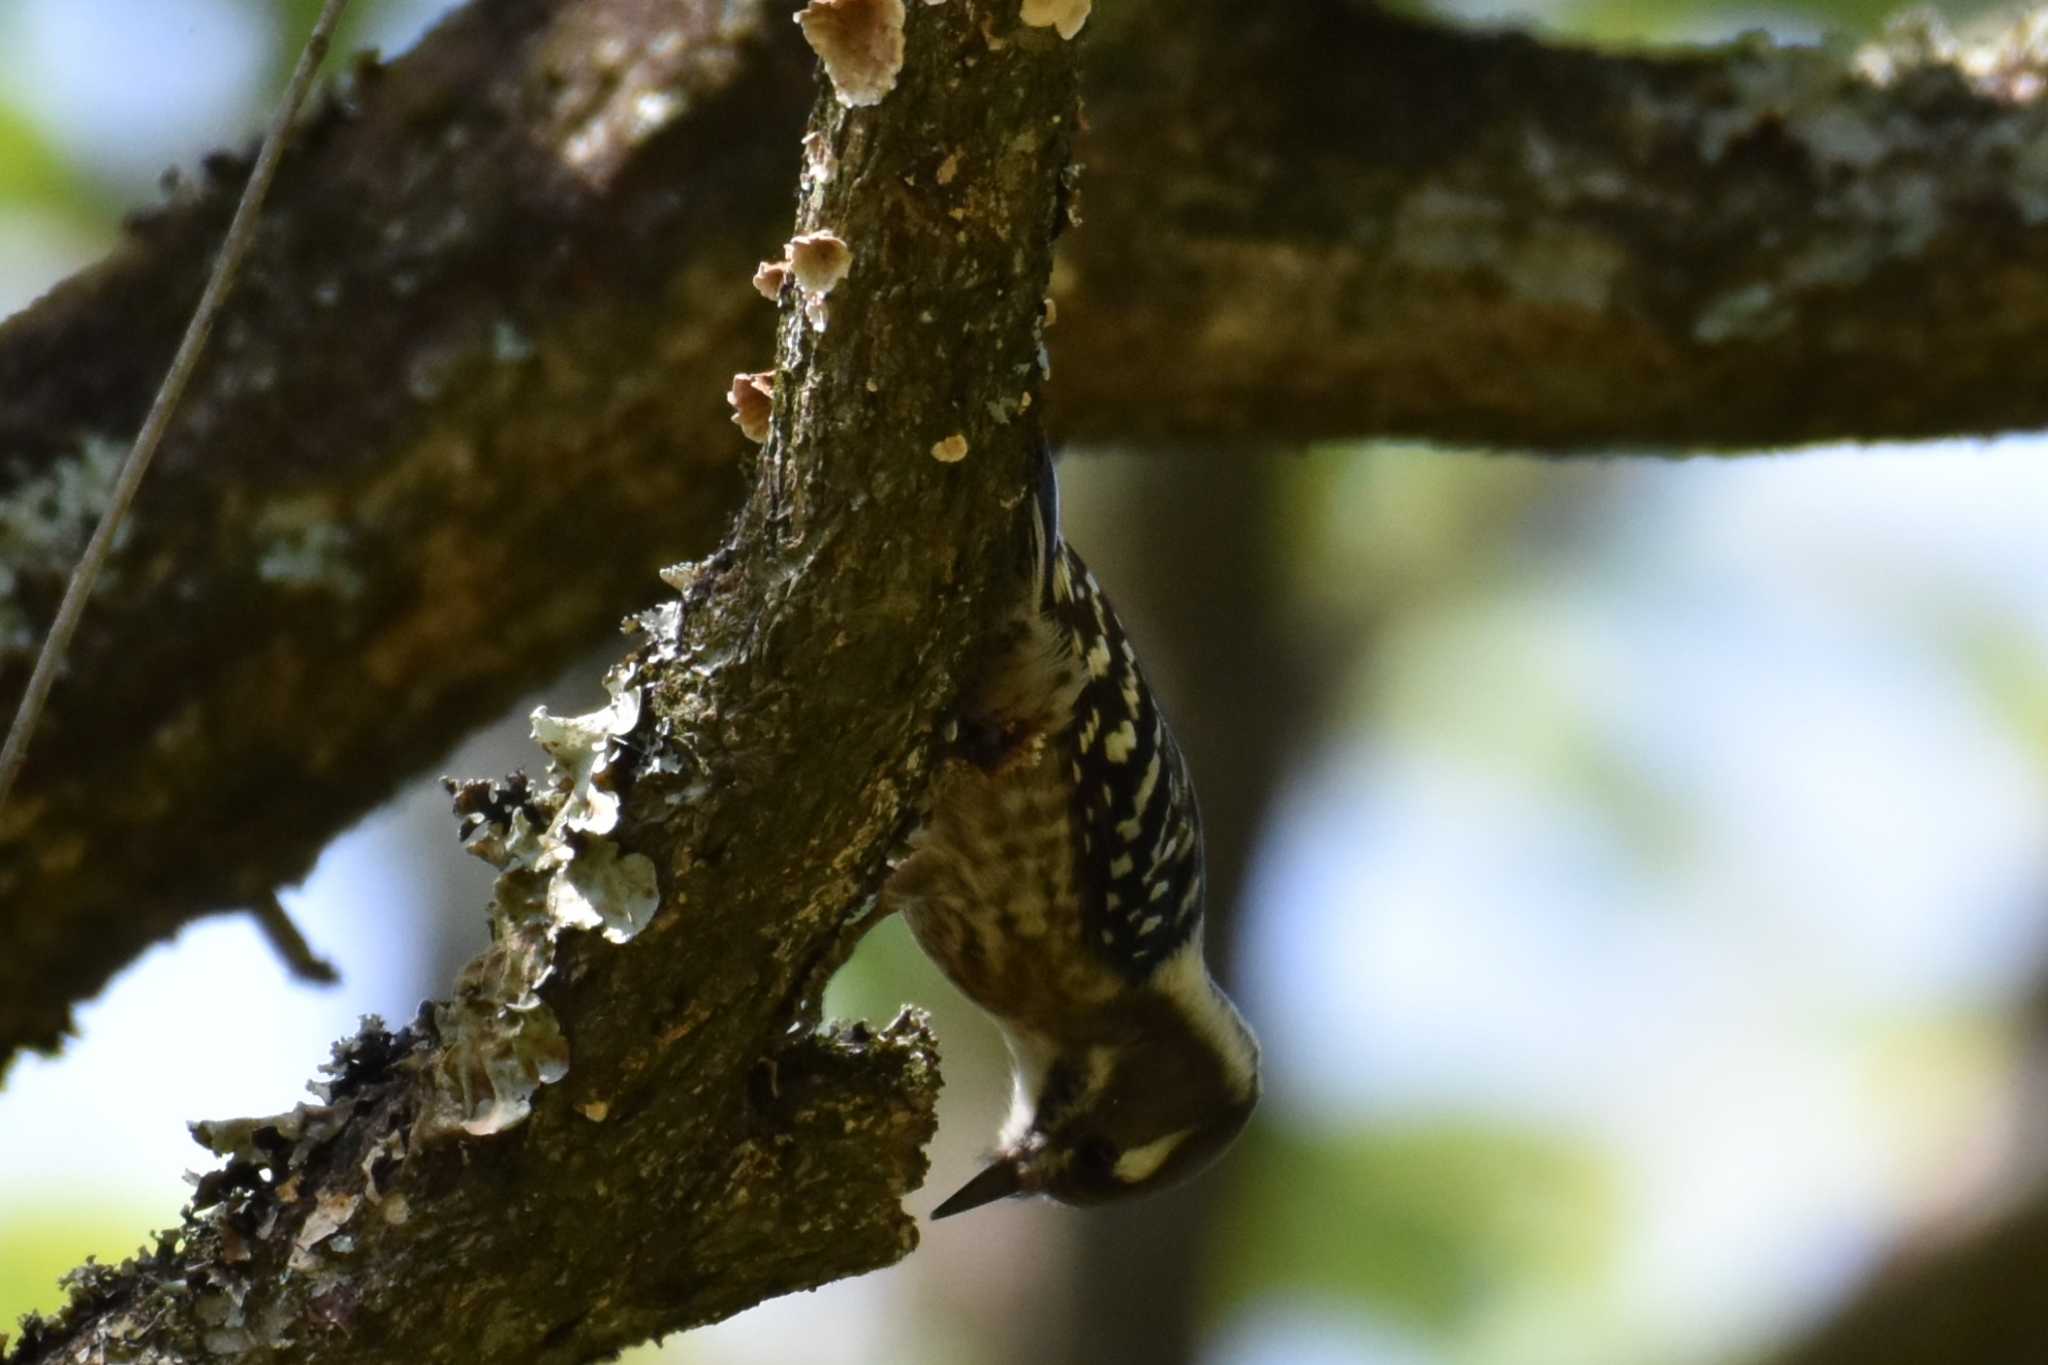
1024, 434, 1061, 609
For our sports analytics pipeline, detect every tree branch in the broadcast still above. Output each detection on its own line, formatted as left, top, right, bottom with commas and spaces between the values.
1063, 2, 2048, 449
2, 0, 1076, 1358
0, 0, 785, 1061
11, 0, 2048, 1064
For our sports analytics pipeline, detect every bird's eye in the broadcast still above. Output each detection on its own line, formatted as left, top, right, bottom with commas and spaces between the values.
1076, 1136, 1119, 1177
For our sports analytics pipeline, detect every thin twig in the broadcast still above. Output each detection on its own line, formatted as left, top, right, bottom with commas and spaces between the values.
0, 0, 354, 811
251, 888, 340, 984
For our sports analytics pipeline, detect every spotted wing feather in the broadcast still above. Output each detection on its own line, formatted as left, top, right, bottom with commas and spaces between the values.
1048, 546, 1206, 980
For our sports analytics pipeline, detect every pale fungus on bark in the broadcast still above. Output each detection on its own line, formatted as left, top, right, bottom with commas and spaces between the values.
1020, 0, 1090, 40
930, 433, 971, 462
787, 230, 854, 333
728, 371, 775, 443
787, 230, 854, 295
752, 259, 790, 300
795, 0, 908, 107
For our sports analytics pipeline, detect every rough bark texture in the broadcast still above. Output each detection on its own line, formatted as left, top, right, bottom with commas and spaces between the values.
2, 2, 1076, 1360
5, 1, 2048, 1358
1066, 3, 2048, 449
0, 0, 785, 1061
10, 0, 2048, 1066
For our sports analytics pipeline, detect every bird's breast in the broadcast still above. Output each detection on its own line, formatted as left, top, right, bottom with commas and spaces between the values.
889, 743, 1124, 1030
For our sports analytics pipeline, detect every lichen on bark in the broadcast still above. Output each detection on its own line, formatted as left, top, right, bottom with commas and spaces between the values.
15, 3, 2048, 1070
3, 1, 1078, 1360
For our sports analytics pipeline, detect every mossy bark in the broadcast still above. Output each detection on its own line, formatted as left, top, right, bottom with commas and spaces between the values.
2, 2, 1076, 1360
12, 1, 2048, 1064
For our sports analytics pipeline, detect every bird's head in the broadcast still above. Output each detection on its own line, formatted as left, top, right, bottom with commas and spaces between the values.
932, 980, 1259, 1217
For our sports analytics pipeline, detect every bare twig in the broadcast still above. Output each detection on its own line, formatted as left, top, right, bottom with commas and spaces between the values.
250, 889, 339, 985
0, 0, 352, 809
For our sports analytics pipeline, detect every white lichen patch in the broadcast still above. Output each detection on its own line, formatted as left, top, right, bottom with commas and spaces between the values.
1020, 0, 1090, 40
1787, 103, 1890, 170
1854, 10, 2048, 103
1390, 183, 1507, 274
1693, 282, 1788, 344
492, 318, 535, 363
930, 433, 971, 462
0, 434, 125, 654
421, 661, 676, 1140
523, 673, 666, 942
1388, 182, 1626, 313
658, 558, 703, 593
547, 837, 661, 944
787, 230, 854, 295
288, 1190, 361, 1271
1692, 55, 1910, 171
190, 1101, 348, 1163
796, 0, 907, 108
456, 798, 546, 874
728, 370, 775, 443
1618, 36, 2045, 301
419, 998, 571, 1140
531, 678, 642, 837
257, 521, 366, 600
359, 1129, 403, 1201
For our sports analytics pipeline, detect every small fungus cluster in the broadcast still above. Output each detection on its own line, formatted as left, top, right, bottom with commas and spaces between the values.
796, 0, 907, 107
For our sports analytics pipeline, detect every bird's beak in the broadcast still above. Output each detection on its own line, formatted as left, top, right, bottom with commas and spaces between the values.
930, 1156, 1025, 1220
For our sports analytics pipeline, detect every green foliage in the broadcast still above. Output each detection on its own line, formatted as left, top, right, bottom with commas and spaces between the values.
268, 0, 411, 86
0, 1207, 153, 1332
827, 916, 1013, 1090
1211, 1119, 1612, 1340
0, 100, 105, 228
1563, 0, 1866, 38
0, 103, 74, 206
1384, 0, 2009, 42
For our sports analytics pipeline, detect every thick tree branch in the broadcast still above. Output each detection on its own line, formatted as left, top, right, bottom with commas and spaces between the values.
1066, 3, 2048, 448
4, 0, 1076, 1359
0, 0, 785, 1061
11, 0, 2048, 1063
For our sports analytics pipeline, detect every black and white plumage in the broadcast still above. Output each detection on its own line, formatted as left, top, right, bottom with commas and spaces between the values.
887, 444, 1259, 1216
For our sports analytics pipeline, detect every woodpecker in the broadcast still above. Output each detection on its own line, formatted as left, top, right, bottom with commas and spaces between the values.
887, 442, 1260, 1217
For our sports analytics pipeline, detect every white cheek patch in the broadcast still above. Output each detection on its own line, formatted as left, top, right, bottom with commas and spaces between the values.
1155, 941, 1261, 1103
1114, 1128, 1192, 1184
1000, 1026, 1057, 1149
1001, 1074, 1035, 1151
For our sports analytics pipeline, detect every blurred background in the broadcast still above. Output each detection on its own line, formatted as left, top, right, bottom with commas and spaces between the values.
4, 1, 2047, 1363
